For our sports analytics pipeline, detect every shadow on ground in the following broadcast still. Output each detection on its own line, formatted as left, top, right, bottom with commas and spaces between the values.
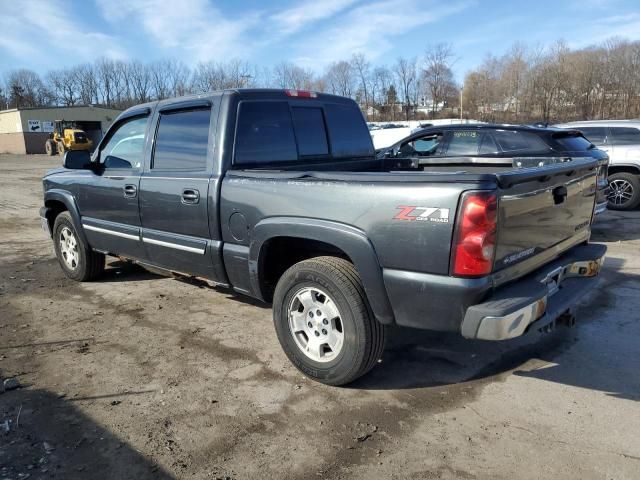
0, 374, 174, 479
351, 255, 640, 402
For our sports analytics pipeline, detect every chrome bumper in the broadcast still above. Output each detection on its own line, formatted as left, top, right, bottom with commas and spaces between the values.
461, 244, 606, 341
594, 201, 608, 215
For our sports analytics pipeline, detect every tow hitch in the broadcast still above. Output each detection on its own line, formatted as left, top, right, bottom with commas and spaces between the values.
539, 310, 576, 334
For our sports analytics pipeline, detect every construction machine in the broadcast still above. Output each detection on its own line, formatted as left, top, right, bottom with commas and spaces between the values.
45, 120, 93, 156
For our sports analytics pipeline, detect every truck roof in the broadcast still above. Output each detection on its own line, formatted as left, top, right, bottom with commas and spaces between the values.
120, 89, 356, 118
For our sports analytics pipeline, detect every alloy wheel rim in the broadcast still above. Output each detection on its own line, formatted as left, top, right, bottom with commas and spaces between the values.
608, 179, 634, 206
288, 287, 344, 363
59, 226, 79, 270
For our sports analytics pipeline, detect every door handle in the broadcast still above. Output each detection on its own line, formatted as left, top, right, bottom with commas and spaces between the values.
123, 184, 137, 198
181, 188, 200, 204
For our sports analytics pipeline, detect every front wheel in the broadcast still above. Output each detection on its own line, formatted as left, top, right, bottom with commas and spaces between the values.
273, 256, 385, 386
52, 212, 105, 281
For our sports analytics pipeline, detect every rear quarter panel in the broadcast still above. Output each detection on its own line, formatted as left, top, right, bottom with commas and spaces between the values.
220, 175, 477, 275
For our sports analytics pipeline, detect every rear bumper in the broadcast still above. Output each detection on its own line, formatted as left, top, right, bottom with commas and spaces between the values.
382, 243, 606, 338
460, 243, 606, 340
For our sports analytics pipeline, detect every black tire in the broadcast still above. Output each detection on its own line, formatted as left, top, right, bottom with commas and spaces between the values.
45, 139, 55, 156
57, 142, 65, 155
273, 256, 385, 386
607, 172, 640, 210
52, 212, 105, 281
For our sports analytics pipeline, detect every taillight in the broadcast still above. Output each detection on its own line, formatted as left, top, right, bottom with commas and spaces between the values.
285, 89, 318, 98
452, 191, 498, 277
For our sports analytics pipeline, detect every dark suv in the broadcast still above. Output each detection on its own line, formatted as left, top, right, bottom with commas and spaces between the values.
379, 124, 609, 214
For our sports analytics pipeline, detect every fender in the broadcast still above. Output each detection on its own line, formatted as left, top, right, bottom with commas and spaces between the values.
249, 217, 395, 325
43, 189, 88, 245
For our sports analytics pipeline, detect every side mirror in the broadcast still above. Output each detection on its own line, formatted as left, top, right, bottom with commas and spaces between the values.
63, 150, 92, 170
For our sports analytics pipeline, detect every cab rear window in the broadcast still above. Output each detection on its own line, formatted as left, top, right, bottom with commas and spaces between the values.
234, 100, 373, 166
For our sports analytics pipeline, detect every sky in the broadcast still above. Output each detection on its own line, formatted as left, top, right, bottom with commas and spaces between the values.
1, 0, 640, 81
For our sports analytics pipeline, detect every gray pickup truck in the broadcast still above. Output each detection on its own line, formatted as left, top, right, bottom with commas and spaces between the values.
40, 89, 606, 385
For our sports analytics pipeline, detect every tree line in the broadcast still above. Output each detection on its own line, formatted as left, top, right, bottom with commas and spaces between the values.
2, 37, 639, 123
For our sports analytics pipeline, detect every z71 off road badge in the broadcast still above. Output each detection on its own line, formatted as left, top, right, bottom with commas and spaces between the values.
394, 206, 450, 223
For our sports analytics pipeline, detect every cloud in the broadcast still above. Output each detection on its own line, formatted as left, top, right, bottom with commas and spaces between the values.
96, 0, 262, 62
571, 13, 640, 47
269, 0, 360, 36
290, 0, 473, 69
0, 0, 126, 69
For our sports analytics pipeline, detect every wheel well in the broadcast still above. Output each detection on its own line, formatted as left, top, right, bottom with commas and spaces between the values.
608, 165, 640, 176
259, 237, 351, 302
44, 200, 68, 233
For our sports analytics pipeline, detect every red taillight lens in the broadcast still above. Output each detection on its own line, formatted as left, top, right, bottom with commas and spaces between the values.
452, 191, 498, 277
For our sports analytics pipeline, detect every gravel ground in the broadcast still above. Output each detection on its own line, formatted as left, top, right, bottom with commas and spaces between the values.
1, 154, 639, 480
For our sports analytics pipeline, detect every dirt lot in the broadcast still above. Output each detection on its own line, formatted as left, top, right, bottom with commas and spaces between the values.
1, 154, 639, 480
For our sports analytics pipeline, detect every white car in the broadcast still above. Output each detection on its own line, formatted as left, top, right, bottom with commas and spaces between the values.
555, 120, 640, 210
369, 124, 413, 150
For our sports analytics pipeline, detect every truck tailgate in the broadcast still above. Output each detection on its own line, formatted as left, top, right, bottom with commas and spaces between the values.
492, 158, 598, 275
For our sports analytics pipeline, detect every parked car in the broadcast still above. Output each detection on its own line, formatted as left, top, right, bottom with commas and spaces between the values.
378, 124, 609, 215
555, 120, 640, 210
369, 123, 413, 150
41, 90, 606, 386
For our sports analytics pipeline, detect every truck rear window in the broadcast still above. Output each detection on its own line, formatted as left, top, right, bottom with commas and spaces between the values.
291, 107, 329, 156
234, 100, 373, 166
234, 102, 298, 165
324, 104, 373, 158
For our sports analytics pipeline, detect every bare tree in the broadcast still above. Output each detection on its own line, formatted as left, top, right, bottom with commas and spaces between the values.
423, 43, 457, 118
272, 61, 315, 90
5, 69, 50, 108
394, 57, 416, 120
351, 53, 371, 112
324, 61, 354, 97
47, 68, 79, 106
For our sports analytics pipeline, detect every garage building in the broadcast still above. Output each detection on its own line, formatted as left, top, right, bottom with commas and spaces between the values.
0, 105, 122, 154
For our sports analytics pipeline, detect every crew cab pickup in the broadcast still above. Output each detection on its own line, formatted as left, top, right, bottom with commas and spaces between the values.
41, 89, 606, 385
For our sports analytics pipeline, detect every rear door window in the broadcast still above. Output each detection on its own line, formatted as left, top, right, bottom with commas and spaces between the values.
152, 108, 211, 170
234, 101, 298, 165
553, 134, 594, 151
446, 130, 481, 156
493, 130, 550, 153
609, 127, 640, 146
577, 127, 607, 145
478, 133, 499, 155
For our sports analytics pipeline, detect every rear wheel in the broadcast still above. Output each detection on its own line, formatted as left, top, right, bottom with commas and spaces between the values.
607, 172, 640, 210
45, 139, 55, 156
273, 256, 385, 386
57, 142, 65, 155
53, 212, 105, 281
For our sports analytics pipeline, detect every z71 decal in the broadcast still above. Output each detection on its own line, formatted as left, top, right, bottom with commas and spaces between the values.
394, 206, 450, 223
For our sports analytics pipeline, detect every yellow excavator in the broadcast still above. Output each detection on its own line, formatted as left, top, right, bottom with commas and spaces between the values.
45, 120, 93, 156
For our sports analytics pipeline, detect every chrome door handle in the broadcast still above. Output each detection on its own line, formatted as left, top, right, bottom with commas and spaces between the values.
181, 189, 200, 204
124, 184, 137, 198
